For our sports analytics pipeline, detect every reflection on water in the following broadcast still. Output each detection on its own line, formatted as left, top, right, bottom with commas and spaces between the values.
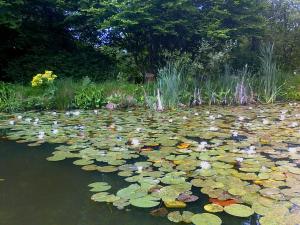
0, 140, 257, 225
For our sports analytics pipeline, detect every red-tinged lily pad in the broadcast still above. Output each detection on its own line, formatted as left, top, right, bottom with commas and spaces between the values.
209, 198, 238, 206
177, 193, 199, 202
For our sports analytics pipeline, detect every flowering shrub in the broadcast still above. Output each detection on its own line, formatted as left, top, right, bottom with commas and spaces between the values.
31, 70, 57, 87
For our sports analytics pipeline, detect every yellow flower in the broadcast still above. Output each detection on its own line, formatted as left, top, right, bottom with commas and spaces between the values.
31, 70, 57, 87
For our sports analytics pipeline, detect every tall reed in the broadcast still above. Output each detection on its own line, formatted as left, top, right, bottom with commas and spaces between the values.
259, 43, 282, 103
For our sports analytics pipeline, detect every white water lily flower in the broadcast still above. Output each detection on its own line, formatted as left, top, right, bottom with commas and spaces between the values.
206, 111, 210, 114
168, 119, 173, 123
279, 114, 286, 121
209, 126, 219, 131
34, 118, 39, 123
131, 138, 140, 146
25, 118, 32, 123
232, 131, 239, 137
9, 120, 15, 125
197, 142, 208, 151
248, 107, 253, 110
200, 161, 211, 170
236, 157, 244, 163
183, 116, 188, 120
217, 114, 222, 118
288, 147, 297, 153
136, 128, 142, 132
246, 146, 256, 154
53, 121, 58, 125
262, 119, 269, 125
289, 122, 299, 128
52, 112, 57, 116
52, 129, 58, 135
65, 111, 71, 116
72, 111, 80, 116
137, 166, 143, 173
93, 110, 98, 115
194, 112, 199, 116
238, 116, 245, 121
17, 115, 22, 120
209, 115, 215, 120
38, 131, 45, 140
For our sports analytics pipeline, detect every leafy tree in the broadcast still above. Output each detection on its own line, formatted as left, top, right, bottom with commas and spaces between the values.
265, 0, 300, 70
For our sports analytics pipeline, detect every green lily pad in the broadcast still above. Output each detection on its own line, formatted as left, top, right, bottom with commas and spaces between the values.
228, 188, 246, 196
167, 211, 182, 223
191, 213, 222, 225
224, 204, 254, 217
46, 154, 66, 161
129, 195, 160, 208
204, 204, 224, 213
88, 182, 111, 192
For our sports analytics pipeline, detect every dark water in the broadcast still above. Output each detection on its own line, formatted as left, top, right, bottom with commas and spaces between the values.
0, 140, 259, 225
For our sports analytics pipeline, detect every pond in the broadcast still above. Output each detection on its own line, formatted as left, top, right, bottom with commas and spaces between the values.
0, 104, 299, 225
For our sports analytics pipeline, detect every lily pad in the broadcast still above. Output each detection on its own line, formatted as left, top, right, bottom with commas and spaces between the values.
191, 213, 222, 225
224, 204, 254, 217
204, 204, 224, 213
88, 182, 111, 192
167, 211, 182, 223
129, 195, 160, 208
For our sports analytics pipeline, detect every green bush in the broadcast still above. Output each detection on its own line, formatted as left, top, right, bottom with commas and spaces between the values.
75, 78, 105, 109
4, 49, 116, 82
0, 82, 22, 112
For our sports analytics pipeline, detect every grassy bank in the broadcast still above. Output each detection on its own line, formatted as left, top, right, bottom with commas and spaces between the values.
0, 72, 299, 113
0, 78, 144, 112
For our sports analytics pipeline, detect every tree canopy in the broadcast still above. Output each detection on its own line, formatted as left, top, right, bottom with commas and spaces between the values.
0, 0, 299, 82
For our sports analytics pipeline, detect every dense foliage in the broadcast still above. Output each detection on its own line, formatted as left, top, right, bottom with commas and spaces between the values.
0, 0, 299, 83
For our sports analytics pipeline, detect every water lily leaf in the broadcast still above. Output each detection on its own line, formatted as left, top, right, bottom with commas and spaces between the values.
73, 159, 94, 166
224, 204, 254, 217
88, 182, 111, 192
46, 155, 66, 161
209, 198, 237, 206
97, 166, 118, 173
129, 195, 160, 208
252, 202, 270, 215
164, 200, 187, 208
228, 188, 246, 196
182, 211, 194, 223
191, 213, 222, 225
204, 204, 224, 213
167, 211, 182, 223
150, 207, 168, 217
290, 197, 300, 206
91, 192, 119, 202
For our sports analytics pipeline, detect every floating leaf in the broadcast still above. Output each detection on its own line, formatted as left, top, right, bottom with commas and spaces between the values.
204, 204, 224, 213
130, 195, 160, 208
167, 211, 182, 223
191, 213, 222, 225
228, 188, 246, 196
88, 182, 111, 192
150, 207, 168, 217
224, 204, 254, 217
209, 198, 237, 206
164, 200, 187, 208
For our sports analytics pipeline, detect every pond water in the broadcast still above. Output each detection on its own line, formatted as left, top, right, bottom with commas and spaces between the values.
0, 104, 299, 225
